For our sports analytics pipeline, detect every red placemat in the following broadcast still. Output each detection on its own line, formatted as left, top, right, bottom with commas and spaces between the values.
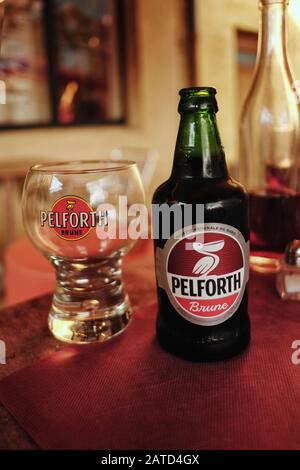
1, 274, 300, 450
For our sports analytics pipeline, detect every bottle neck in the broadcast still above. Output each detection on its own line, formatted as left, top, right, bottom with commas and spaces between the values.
257, 2, 290, 74
171, 109, 228, 179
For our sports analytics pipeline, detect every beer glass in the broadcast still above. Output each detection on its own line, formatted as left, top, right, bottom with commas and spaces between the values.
22, 160, 145, 344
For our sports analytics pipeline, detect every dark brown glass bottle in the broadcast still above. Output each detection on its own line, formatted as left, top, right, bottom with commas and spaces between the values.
152, 87, 250, 361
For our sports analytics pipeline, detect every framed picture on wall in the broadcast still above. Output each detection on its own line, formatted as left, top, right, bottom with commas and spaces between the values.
0, 0, 126, 128
0, 0, 51, 127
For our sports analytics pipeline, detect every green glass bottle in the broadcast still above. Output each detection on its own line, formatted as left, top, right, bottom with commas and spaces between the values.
152, 87, 250, 361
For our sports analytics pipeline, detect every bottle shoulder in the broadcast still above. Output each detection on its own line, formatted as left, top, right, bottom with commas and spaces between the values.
152, 177, 247, 205
241, 78, 299, 120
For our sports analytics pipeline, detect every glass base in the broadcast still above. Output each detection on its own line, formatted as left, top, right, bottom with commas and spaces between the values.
47, 256, 132, 344
48, 299, 132, 344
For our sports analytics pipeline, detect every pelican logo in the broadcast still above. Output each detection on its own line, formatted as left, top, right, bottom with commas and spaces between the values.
192, 240, 224, 275
156, 223, 249, 326
66, 200, 76, 211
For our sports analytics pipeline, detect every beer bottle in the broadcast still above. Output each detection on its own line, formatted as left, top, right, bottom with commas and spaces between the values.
152, 87, 250, 361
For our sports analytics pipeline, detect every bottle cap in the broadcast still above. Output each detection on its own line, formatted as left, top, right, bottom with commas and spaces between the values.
285, 240, 300, 266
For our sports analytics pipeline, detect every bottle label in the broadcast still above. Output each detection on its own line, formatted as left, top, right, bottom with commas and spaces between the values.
155, 223, 249, 326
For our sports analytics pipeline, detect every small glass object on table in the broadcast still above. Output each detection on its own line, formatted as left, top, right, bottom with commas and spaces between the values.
276, 240, 300, 301
22, 160, 145, 344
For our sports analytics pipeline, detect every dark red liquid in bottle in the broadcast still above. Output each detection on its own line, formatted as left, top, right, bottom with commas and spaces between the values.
250, 166, 300, 252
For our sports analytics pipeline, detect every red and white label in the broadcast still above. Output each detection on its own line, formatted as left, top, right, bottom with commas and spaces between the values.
156, 224, 249, 326
40, 195, 97, 241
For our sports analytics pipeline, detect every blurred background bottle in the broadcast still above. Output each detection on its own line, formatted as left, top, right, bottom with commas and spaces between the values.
240, 0, 300, 273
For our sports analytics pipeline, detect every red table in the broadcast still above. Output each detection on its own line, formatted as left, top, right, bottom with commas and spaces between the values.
4, 238, 153, 306
1, 252, 300, 450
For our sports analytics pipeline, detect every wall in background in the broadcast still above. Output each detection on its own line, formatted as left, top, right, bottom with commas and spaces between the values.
0, 0, 300, 192
195, 0, 300, 174
0, 0, 190, 201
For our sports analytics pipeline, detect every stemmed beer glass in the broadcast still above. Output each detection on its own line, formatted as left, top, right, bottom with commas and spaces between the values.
22, 160, 145, 344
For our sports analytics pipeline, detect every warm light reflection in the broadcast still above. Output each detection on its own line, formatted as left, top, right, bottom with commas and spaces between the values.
0, 80, 6, 104
51, 319, 74, 343
60, 81, 79, 108
88, 36, 100, 48
58, 81, 79, 124
289, 0, 300, 28
102, 13, 113, 26
250, 255, 280, 273
48, 347, 78, 364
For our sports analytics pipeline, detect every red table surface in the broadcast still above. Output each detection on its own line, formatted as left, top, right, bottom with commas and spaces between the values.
4, 238, 154, 307
0, 253, 300, 450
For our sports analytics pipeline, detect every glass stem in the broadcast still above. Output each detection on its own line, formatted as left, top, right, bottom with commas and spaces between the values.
50, 256, 126, 313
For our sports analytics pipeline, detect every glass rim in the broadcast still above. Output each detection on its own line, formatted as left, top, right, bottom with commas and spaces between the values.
29, 159, 137, 175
